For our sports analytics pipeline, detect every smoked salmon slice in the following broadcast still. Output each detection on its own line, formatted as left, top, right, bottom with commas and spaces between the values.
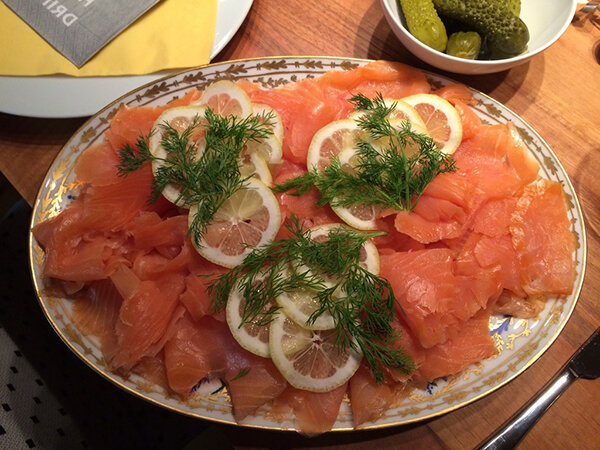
164, 314, 229, 397
240, 79, 350, 164
394, 199, 464, 244
452, 99, 481, 140
473, 234, 525, 297
273, 160, 339, 230
223, 342, 288, 422
105, 89, 200, 151
34, 196, 132, 282
349, 363, 406, 427
131, 212, 188, 250
490, 290, 546, 319
131, 353, 170, 392
432, 83, 476, 106
380, 248, 462, 348
272, 384, 347, 434
393, 172, 477, 244
105, 105, 161, 152
416, 311, 497, 382
510, 179, 576, 295
110, 265, 185, 370
75, 141, 122, 187
80, 166, 154, 231
71, 279, 122, 361
453, 123, 539, 200
453, 232, 503, 319
471, 197, 518, 238
165, 313, 288, 420
179, 266, 227, 323
318, 60, 430, 99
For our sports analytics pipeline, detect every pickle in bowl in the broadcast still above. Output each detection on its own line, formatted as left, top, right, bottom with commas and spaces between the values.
397, 0, 530, 60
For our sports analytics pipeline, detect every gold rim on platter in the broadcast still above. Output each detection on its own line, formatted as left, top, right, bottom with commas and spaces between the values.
29, 56, 587, 432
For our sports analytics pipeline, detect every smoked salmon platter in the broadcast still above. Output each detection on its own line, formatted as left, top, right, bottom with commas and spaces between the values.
29, 57, 586, 433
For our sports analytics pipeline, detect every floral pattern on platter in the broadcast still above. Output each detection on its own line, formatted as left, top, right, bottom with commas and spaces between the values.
29, 57, 586, 431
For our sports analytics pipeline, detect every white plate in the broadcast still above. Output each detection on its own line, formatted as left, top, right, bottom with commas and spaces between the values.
30, 57, 586, 432
0, 0, 253, 118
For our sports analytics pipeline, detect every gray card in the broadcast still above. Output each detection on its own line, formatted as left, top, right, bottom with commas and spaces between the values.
3, 0, 160, 68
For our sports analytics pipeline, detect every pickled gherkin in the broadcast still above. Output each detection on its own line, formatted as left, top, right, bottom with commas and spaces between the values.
508, 0, 520, 16
447, 32, 481, 59
432, 0, 529, 56
399, 0, 448, 52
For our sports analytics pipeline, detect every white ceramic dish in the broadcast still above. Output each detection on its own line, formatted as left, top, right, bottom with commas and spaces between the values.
30, 56, 586, 432
380, 0, 577, 74
0, 0, 253, 118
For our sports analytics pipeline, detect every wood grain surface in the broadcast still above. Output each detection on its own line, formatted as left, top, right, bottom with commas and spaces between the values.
1, 1, 599, 448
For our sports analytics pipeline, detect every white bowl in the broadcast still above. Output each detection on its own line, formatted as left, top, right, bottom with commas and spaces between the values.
380, 0, 577, 74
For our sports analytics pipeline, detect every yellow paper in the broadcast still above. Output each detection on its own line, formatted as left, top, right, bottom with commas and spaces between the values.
0, 0, 217, 76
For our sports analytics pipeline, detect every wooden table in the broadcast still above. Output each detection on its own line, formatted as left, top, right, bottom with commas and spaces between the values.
1, 1, 599, 448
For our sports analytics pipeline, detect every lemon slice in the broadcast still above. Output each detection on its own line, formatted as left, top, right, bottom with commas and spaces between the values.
328, 118, 431, 230
276, 224, 380, 330
350, 98, 427, 131
309, 224, 380, 275
196, 80, 253, 118
276, 284, 334, 330
226, 279, 275, 358
238, 151, 273, 186
328, 148, 381, 230
148, 105, 208, 207
269, 312, 362, 392
306, 119, 365, 173
243, 133, 283, 166
190, 177, 281, 268
253, 103, 284, 143
389, 118, 431, 157
402, 93, 463, 155
368, 117, 429, 156
306, 115, 428, 176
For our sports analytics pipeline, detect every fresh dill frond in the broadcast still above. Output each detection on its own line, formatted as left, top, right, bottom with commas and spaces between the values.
148, 116, 207, 205
117, 133, 153, 176
271, 172, 317, 197
116, 107, 275, 244
273, 93, 456, 212
206, 216, 412, 383
230, 368, 251, 381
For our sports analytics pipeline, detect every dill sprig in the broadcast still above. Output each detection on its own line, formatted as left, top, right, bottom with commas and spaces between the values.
207, 217, 414, 383
117, 133, 154, 175
230, 368, 251, 381
272, 94, 455, 212
117, 108, 274, 244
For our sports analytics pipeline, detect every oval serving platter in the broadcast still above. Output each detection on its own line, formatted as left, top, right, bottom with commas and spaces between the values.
29, 57, 587, 431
